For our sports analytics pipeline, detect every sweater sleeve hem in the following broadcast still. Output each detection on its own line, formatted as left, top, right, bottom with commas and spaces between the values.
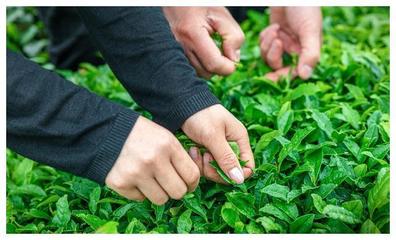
84, 109, 139, 184
156, 88, 220, 132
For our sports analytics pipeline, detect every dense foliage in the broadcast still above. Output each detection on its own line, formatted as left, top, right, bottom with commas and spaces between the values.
6, 7, 390, 233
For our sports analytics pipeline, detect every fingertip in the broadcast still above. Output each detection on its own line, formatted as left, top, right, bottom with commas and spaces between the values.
242, 167, 253, 179
298, 64, 313, 80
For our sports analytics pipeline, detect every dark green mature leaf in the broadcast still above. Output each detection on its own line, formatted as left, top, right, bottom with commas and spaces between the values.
278, 127, 314, 169
75, 213, 106, 230
322, 205, 361, 224
311, 109, 334, 138
221, 202, 239, 227
289, 214, 315, 233
360, 219, 380, 233
341, 103, 360, 129
89, 186, 101, 214
125, 218, 147, 233
284, 83, 320, 101
368, 168, 390, 217
183, 194, 207, 222
261, 183, 289, 201
226, 192, 255, 218
9, 184, 46, 198
254, 130, 281, 155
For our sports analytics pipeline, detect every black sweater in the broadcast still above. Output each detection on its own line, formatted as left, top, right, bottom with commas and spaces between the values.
7, 7, 219, 184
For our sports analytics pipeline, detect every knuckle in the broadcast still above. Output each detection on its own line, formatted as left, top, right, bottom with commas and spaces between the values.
140, 154, 156, 166
107, 176, 128, 191
134, 195, 146, 202
220, 152, 238, 170
153, 195, 169, 205
235, 31, 245, 44
175, 23, 194, 39
171, 186, 187, 200
185, 167, 200, 186
205, 59, 222, 73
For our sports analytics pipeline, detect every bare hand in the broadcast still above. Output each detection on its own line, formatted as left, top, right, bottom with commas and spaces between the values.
105, 116, 200, 205
163, 7, 245, 78
260, 7, 322, 81
182, 104, 254, 184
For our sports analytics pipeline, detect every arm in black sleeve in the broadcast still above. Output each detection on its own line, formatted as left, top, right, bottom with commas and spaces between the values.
7, 50, 139, 184
77, 7, 219, 132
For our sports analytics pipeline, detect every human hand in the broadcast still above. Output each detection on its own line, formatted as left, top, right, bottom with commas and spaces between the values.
260, 7, 322, 81
105, 116, 200, 205
163, 7, 245, 78
181, 104, 254, 184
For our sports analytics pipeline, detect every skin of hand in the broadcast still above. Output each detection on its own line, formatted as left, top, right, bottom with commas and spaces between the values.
260, 7, 322, 81
163, 7, 245, 79
105, 116, 200, 205
182, 104, 255, 184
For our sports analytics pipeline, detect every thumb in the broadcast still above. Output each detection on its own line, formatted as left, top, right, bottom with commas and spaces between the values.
205, 137, 244, 184
297, 30, 321, 79
208, 13, 245, 62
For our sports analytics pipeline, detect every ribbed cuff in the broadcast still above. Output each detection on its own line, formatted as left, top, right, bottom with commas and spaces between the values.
85, 109, 139, 184
156, 88, 220, 132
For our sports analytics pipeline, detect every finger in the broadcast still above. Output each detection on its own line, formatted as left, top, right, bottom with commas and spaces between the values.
242, 167, 254, 179
297, 30, 321, 79
191, 29, 236, 75
204, 136, 244, 184
266, 39, 284, 70
189, 147, 203, 176
185, 50, 212, 79
171, 143, 201, 192
137, 178, 169, 205
207, 13, 245, 62
265, 66, 298, 82
259, 24, 280, 58
225, 119, 255, 176
154, 161, 188, 200
203, 152, 228, 184
118, 187, 145, 202
278, 30, 301, 54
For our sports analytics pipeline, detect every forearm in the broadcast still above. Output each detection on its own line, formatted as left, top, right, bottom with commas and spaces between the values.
77, 7, 219, 132
6, 50, 139, 184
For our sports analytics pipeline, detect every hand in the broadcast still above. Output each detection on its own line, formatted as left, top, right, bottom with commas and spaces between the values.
163, 7, 245, 78
105, 116, 200, 205
182, 104, 254, 184
260, 7, 322, 81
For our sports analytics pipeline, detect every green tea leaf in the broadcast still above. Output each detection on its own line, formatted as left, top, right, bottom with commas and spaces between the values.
52, 195, 71, 227
261, 183, 289, 201
177, 209, 192, 233
368, 168, 390, 217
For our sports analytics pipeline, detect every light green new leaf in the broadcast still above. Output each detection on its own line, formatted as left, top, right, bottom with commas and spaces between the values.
95, 221, 119, 233
177, 209, 192, 233
52, 194, 71, 228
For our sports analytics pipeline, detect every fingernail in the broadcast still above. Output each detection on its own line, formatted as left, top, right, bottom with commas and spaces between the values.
235, 50, 241, 62
189, 147, 198, 159
302, 64, 312, 79
229, 167, 244, 184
